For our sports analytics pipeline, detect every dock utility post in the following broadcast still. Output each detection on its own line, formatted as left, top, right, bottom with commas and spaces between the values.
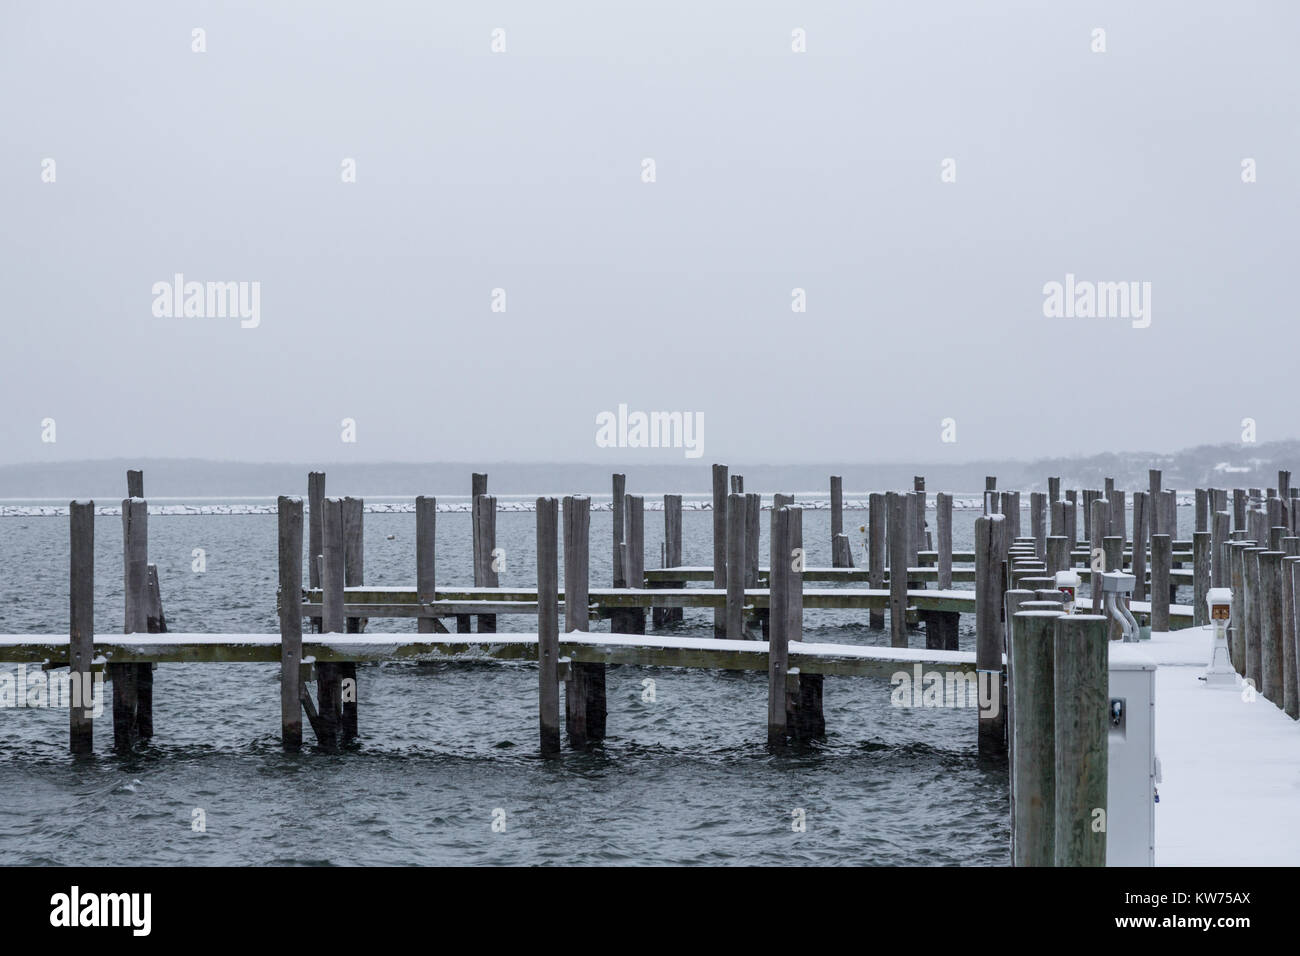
1204, 587, 1235, 688
1101, 572, 1139, 643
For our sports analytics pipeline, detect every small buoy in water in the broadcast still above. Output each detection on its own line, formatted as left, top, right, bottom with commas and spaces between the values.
386, 534, 395, 540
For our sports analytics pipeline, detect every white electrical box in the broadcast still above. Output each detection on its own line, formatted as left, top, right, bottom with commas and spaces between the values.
1106, 648, 1157, 866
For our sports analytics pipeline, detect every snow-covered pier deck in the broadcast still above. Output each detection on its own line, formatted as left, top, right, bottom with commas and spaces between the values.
1133, 625, 1300, 866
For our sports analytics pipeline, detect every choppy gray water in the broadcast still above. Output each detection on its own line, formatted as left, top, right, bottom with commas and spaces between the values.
0, 504, 1018, 865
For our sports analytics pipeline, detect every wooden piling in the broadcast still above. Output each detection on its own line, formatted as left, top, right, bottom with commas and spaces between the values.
612, 474, 626, 587
473, 494, 498, 633
1245, 547, 1265, 690
767, 507, 791, 744
69, 500, 95, 754
1151, 534, 1172, 633
1192, 531, 1211, 627
317, 497, 345, 749
277, 496, 304, 751
1195, 489, 1209, 533
536, 497, 561, 755
658, 493, 683, 626
1229, 542, 1249, 674
1212, 510, 1230, 590
937, 492, 953, 590
1053, 614, 1109, 867
1259, 551, 1284, 705
726, 493, 745, 639
1011, 609, 1063, 866
1031, 492, 1046, 560
624, 495, 646, 635
562, 495, 603, 745
976, 514, 1006, 755
888, 492, 909, 648
112, 497, 149, 751
1149, 470, 1162, 535
339, 496, 364, 741
307, 472, 325, 633
712, 464, 728, 636
786, 507, 821, 737
1282, 554, 1300, 720
1065, 490, 1078, 549
415, 496, 436, 634
1047, 536, 1069, 578
1090, 499, 1109, 614
830, 476, 844, 560
913, 477, 929, 553
1233, 488, 1248, 531
868, 493, 886, 629
1131, 492, 1149, 601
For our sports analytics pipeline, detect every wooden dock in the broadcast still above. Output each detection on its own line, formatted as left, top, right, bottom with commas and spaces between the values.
4, 463, 1296, 867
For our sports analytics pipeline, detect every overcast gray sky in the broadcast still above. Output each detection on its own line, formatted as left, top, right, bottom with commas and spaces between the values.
2, 1, 1296, 467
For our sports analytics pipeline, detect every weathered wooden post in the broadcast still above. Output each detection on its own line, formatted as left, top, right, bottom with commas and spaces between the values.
1233, 488, 1248, 531
830, 476, 844, 564
278, 496, 304, 751
786, 507, 821, 737
112, 497, 149, 751
612, 473, 626, 588
1112, 491, 1127, 547
1054, 614, 1109, 867
1229, 542, 1250, 674
1004, 586, 1037, 835
1151, 534, 1172, 633
731, 474, 744, 494
1065, 490, 1078, 549
474, 494, 498, 633
887, 492, 909, 648
340, 496, 364, 741
1245, 547, 1265, 690
563, 495, 602, 745
1082, 489, 1096, 543
655, 492, 683, 626
976, 513, 1007, 755
1090, 499, 1109, 614
1192, 531, 1211, 626
937, 492, 953, 590
1011, 609, 1063, 866
726, 492, 745, 639
69, 500, 96, 754
624, 495, 646, 635
308, 472, 325, 633
831, 534, 851, 569
767, 506, 791, 744
1149, 470, 1162, 536
913, 476, 929, 552
1212, 510, 1230, 590
1195, 489, 1209, 533
712, 464, 728, 636
743, 496, 759, 632
1031, 492, 1047, 560
868, 493, 886, 628
1282, 552, 1300, 720
416, 496, 437, 634
1259, 551, 1284, 705
317, 496, 345, 750
1130, 492, 1149, 601
1047, 536, 1069, 578
536, 497, 561, 755
1050, 499, 1064, 540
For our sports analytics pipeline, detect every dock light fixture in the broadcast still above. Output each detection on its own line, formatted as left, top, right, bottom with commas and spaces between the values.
1101, 571, 1139, 642
1204, 587, 1236, 688
1055, 568, 1080, 613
